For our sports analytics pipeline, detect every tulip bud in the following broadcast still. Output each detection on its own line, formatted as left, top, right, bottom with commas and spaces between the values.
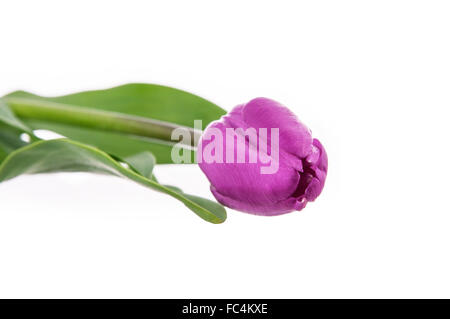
198, 97, 327, 216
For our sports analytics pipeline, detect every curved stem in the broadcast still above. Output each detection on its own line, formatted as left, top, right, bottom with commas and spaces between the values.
4, 97, 201, 147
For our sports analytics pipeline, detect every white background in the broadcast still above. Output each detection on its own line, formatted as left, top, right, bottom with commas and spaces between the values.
0, 0, 449, 298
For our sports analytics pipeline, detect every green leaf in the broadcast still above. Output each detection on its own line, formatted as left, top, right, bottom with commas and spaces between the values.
0, 139, 227, 224
27, 119, 185, 164
0, 99, 33, 133
0, 100, 36, 162
123, 151, 156, 179
3, 83, 226, 164
0, 123, 29, 162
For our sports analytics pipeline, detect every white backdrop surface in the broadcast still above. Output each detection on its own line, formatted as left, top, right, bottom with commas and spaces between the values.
0, 0, 449, 298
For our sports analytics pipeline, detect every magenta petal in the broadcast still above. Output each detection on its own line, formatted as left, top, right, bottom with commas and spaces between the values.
198, 98, 328, 216
313, 138, 328, 173
211, 185, 301, 216
303, 139, 328, 202
242, 97, 313, 158
198, 122, 301, 215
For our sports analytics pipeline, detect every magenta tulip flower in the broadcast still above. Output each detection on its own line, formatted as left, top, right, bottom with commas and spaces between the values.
197, 97, 328, 216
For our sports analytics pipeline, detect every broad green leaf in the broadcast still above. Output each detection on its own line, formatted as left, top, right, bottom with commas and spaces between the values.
0, 148, 6, 162
0, 99, 33, 133
0, 100, 37, 162
0, 139, 226, 224
0, 123, 29, 162
3, 83, 226, 164
123, 151, 156, 179
27, 119, 186, 164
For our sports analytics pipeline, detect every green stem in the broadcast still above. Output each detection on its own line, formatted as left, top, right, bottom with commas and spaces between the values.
4, 97, 201, 147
